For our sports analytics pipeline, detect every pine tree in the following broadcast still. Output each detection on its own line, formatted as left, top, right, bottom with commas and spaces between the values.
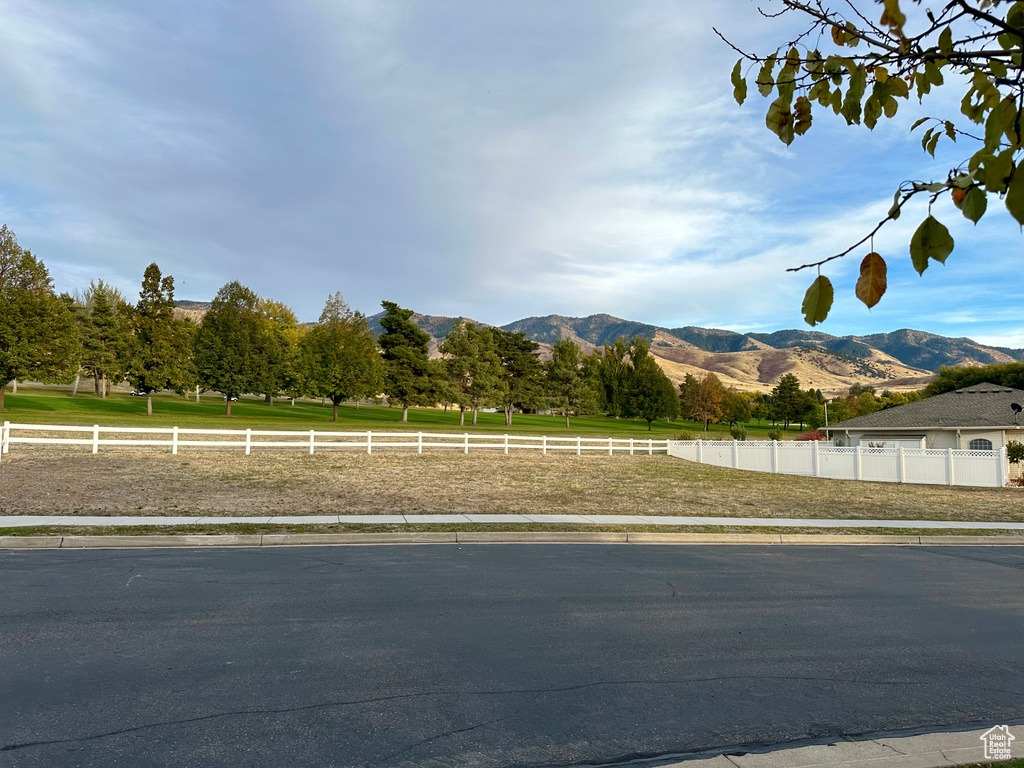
546, 338, 596, 429
378, 301, 435, 423
622, 337, 679, 431
491, 329, 544, 427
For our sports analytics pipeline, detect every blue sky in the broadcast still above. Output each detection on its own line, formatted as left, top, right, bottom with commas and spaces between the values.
1, 1, 1021, 347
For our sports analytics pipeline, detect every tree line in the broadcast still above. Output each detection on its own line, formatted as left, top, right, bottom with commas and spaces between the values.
2, 224, 944, 428
0, 226, 684, 427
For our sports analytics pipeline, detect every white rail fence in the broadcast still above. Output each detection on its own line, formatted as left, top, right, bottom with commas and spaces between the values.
668, 439, 1009, 488
0, 422, 668, 460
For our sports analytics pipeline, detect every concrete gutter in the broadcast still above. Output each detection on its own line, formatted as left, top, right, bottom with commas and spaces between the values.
2, 532, 1024, 549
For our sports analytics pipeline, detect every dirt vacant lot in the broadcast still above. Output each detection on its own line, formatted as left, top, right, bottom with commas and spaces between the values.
1, 448, 1022, 522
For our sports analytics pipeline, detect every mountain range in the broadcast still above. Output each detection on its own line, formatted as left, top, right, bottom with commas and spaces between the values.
179, 301, 1023, 396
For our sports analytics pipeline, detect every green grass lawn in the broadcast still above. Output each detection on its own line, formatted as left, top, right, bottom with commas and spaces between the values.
0, 384, 800, 439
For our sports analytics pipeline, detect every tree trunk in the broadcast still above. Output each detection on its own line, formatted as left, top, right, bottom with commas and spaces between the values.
226, 398, 232, 417
264, 393, 272, 405
72, 372, 80, 398
333, 402, 339, 422
196, 385, 200, 404
504, 406, 512, 426
102, 374, 108, 399
472, 408, 478, 426
0, 382, 6, 412
565, 413, 570, 429
648, 420, 653, 431
147, 395, 153, 417
459, 407, 465, 427
11, 380, 16, 394
401, 405, 409, 423
94, 373, 102, 397
355, 400, 359, 410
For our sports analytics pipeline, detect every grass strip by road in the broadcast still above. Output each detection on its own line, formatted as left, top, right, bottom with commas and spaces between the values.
3, 450, 1022, 522
2, 523, 1022, 538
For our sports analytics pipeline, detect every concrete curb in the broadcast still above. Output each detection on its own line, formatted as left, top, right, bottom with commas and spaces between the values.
3, 532, 1024, 549
639, 719, 1024, 767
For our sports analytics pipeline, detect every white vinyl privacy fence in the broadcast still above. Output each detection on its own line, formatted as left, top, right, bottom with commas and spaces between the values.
0, 422, 667, 460
668, 439, 1010, 488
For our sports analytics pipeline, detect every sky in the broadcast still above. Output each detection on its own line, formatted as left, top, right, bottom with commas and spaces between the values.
0, 0, 1021, 347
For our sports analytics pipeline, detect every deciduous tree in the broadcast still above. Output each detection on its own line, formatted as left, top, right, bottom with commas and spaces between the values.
683, 372, 726, 431
193, 281, 275, 416
125, 263, 193, 416
0, 225, 80, 411
298, 293, 382, 421
724, 0, 1024, 322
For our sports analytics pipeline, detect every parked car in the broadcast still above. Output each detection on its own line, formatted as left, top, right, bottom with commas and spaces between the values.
130, 389, 146, 396
224, 394, 239, 402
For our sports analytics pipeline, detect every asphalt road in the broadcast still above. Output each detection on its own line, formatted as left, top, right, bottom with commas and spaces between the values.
2, 544, 1023, 768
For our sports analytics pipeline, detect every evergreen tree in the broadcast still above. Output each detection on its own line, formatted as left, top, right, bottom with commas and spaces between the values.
464, 325, 503, 425
491, 328, 544, 426
439, 319, 476, 426
80, 285, 131, 398
298, 293, 382, 421
378, 301, 435, 423
0, 225, 79, 411
193, 281, 277, 416
125, 263, 193, 416
771, 373, 803, 430
546, 338, 596, 429
622, 337, 679, 430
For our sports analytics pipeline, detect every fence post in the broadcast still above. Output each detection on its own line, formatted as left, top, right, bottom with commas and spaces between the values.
855, 446, 862, 480
608, 437, 613, 456
418, 432, 423, 455
696, 439, 703, 464
464, 433, 469, 455
366, 431, 371, 455
770, 440, 778, 474
245, 428, 251, 456
732, 439, 739, 469
629, 438, 634, 456
172, 426, 179, 456
897, 445, 905, 483
310, 429, 316, 455
998, 446, 1008, 486
947, 447, 955, 485
92, 425, 100, 455
504, 434, 509, 455
577, 436, 581, 456
648, 439, 653, 455
2, 420, 9, 458
541, 435, 546, 455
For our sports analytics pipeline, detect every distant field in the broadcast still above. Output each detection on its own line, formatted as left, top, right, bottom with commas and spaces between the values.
2, 449, 1021, 522
0, 384, 802, 439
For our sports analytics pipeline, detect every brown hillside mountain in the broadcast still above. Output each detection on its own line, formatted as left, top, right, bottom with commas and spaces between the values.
172, 303, 1014, 396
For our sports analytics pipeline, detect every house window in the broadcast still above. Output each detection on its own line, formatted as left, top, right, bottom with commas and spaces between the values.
969, 438, 993, 451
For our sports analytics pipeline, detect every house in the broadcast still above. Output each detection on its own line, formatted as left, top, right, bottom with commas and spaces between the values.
828, 382, 1024, 479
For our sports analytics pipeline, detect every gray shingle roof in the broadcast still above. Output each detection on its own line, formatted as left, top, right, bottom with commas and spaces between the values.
829, 383, 1024, 430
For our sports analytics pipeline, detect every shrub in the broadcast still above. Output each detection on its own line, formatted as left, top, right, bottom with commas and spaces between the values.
674, 430, 695, 441
767, 428, 784, 441
794, 430, 827, 441
729, 424, 747, 441
1008, 441, 1024, 465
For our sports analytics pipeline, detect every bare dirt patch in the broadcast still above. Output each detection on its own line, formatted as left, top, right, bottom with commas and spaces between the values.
1, 448, 1022, 521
